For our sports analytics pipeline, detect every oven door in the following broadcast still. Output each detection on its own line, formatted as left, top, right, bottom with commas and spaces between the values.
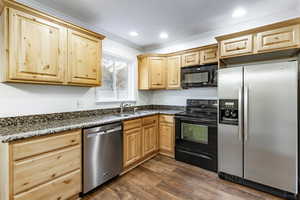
175, 116, 217, 156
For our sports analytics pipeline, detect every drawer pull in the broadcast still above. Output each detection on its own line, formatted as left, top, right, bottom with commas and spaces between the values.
63, 179, 71, 184
51, 173, 56, 178
57, 155, 62, 160
23, 182, 29, 186
71, 139, 76, 143
57, 197, 62, 200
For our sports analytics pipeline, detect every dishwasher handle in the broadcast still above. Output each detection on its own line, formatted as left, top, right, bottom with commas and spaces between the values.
86, 126, 122, 138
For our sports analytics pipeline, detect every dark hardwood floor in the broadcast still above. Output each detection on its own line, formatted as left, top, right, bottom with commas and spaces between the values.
83, 155, 283, 200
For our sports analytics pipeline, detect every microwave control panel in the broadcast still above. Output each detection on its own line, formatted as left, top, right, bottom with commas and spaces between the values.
219, 99, 239, 125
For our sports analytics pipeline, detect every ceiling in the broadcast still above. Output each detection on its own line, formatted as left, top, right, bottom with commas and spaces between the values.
30, 0, 299, 50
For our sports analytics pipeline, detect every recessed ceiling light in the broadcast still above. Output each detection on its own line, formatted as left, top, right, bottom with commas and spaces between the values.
232, 7, 247, 18
160, 32, 169, 39
129, 31, 139, 37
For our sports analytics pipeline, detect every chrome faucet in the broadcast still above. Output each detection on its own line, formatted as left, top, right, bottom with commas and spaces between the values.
120, 102, 131, 114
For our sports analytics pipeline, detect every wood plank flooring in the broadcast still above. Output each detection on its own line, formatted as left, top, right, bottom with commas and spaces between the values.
83, 155, 283, 200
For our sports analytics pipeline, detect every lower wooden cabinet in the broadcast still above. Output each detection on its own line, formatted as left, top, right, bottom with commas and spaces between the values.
123, 127, 142, 167
0, 129, 82, 200
159, 115, 175, 158
123, 115, 158, 170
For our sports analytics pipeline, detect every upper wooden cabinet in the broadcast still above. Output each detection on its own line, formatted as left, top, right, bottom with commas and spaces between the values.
182, 52, 200, 67
220, 35, 253, 58
138, 56, 166, 90
167, 55, 181, 89
67, 30, 101, 86
256, 25, 300, 52
200, 47, 218, 64
0, 1, 104, 86
8, 8, 66, 83
216, 18, 300, 60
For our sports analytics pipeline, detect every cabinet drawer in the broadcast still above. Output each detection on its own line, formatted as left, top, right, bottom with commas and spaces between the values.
123, 119, 142, 131
159, 115, 174, 124
13, 146, 81, 195
256, 25, 300, 52
142, 115, 158, 126
12, 129, 81, 161
182, 52, 200, 67
200, 47, 218, 64
220, 35, 253, 57
14, 170, 81, 200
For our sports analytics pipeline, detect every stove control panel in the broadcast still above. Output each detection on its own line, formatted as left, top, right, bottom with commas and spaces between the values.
219, 99, 238, 125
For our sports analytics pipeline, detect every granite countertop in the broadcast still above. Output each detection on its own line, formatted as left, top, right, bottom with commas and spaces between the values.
0, 109, 182, 143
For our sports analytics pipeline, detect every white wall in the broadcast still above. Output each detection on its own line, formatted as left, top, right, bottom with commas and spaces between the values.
151, 88, 217, 106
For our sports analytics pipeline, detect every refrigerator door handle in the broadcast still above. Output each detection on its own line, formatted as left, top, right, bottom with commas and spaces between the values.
238, 87, 243, 141
244, 86, 249, 142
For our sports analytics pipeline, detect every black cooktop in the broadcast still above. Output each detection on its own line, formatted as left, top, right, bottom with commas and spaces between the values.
175, 99, 218, 122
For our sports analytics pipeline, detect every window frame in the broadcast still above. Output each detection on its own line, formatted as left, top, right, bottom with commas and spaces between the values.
95, 52, 136, 103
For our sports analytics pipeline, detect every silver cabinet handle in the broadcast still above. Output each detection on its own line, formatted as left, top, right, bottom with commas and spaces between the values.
238, 87, 243, 141
244, 86, 249, 142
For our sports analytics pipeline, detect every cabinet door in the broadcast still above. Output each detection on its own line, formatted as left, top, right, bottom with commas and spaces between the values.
149, 57, 166, 89
182, 52, 200, 67
68, 29, 101, 86
123, 128, 142, 167
220, 35, 253, 58
256, 25, 300, 52
200, 47, 218, 65
9, 8, 66, 83
159, 122, 174, 157
142, 123, 158, 156
167, 56, 181, 89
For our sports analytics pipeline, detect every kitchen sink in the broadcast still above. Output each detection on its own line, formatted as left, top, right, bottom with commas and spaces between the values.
113, 113, 133, 117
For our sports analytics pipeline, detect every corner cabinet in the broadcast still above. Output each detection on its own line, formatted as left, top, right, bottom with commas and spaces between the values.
67, 30, 101, 86
0, 2, 104, 87
138, 56, 166, 90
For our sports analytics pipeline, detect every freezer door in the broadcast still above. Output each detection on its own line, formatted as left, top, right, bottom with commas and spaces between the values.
244, 61, 298, 193
218, 67, 244, 177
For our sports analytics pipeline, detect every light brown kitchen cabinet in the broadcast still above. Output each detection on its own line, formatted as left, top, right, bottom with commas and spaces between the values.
200, 47, 218, 64
0, 0, 4, 15
0, 129, 82, 200
149, 57, 166, 89
167, 56, 181, 89
123, 115, 158, 171
67, 29, 101, 86
159, 115, 175, 158
138, 56, 166, 90
220, 35, 253, 58
182, 52, 200, 67
123, 127, 142, 168
142, 115, 158, 156
7, 8, 66, 83
0, 1, 105, 86
256, 25, 300, 52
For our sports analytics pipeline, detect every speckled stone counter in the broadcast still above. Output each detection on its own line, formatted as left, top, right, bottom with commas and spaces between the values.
0, 106, 183, 143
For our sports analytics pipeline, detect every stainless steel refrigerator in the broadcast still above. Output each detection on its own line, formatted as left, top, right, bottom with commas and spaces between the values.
218, 60, 298, 197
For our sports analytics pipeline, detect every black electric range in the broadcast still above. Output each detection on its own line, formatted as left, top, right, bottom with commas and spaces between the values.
175, 99, 218, 172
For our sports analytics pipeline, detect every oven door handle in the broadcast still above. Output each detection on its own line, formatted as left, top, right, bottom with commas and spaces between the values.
175, 116, 217, 127
177, 149, 212, 160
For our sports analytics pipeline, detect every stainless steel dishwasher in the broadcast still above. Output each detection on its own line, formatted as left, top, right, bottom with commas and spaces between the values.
83, 122, 122, 194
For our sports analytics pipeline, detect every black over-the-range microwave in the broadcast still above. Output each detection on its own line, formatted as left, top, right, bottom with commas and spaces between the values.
181, 64, 217, 89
